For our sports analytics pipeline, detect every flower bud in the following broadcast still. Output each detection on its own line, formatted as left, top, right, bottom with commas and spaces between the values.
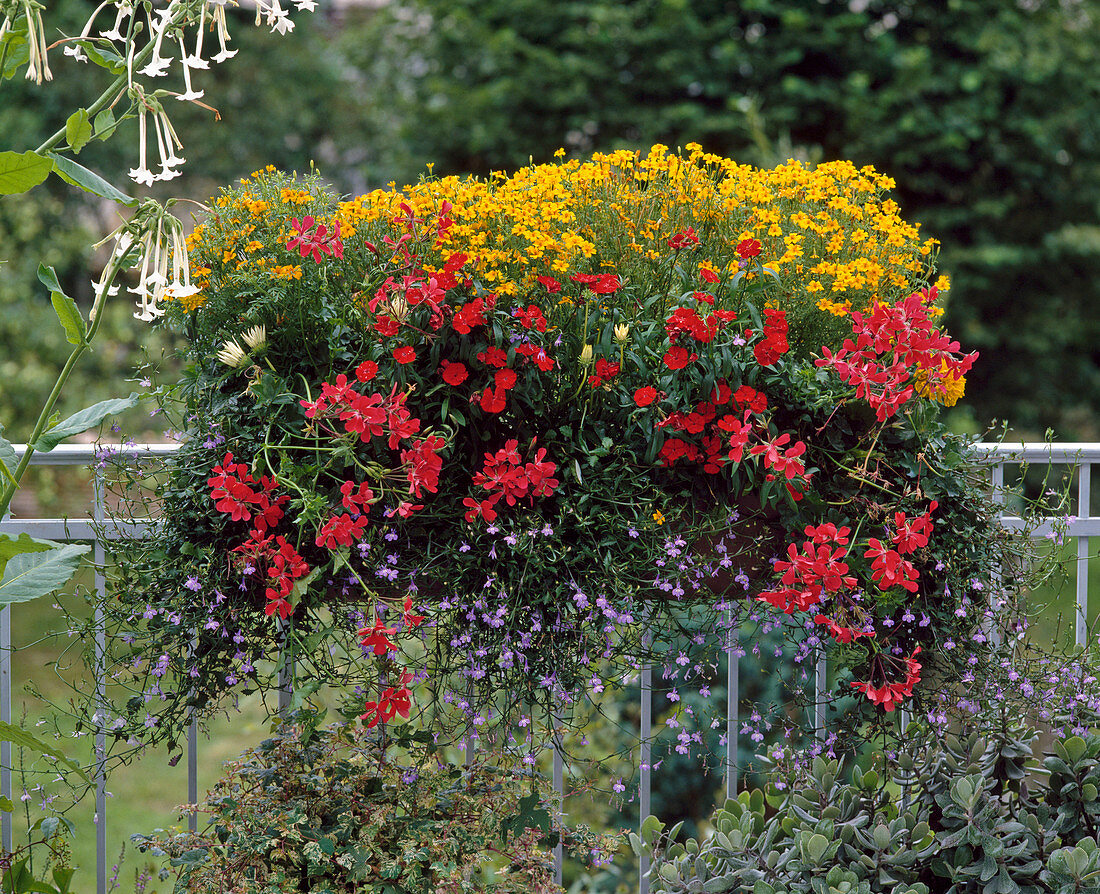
579, 344, 594, 367
614, 323, 630, 345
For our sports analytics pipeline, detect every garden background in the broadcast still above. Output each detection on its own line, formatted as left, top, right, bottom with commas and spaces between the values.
1, 0, 1099, 888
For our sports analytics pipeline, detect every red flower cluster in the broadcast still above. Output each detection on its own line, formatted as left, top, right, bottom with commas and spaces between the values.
862, 501, 937, 593
736, 238, 762, 259
570, 272, 621, 294
657, 381, 770, 475
760, 522, 855, 615
463, 439, 560, 522
752, 308, 790, 366
286, 216, 344, 263
851, 647, 922, 712
816, 290, 977, 421
208, 453, 288, 530
360, 669, 414, 728
667, 227, 700, 250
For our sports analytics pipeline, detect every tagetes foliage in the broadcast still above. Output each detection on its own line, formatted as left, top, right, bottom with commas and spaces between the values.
90, 148, 1013, 756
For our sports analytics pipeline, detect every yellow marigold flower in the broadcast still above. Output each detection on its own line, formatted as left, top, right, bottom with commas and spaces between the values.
272, 265, 302, 280
652, 510, 665, 525
934, 274, 951, 292
915, 361, 966, 407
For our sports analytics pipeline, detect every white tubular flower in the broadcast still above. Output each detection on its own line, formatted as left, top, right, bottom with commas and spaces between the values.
216, 340, 249, 369
138, 5, 175, 77
164, 217, 198, 302
176, 36, 205, 100
127, 99, 155, 186
23, 2, 52, 83
241, 324, 267, 352
99, 1, 132, 42
255, 0, 294, 35
181, 3, 209, 73
208, 1, 237, 63
151, 103, 184, 180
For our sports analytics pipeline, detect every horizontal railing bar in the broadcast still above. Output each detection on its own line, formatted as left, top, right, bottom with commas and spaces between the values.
13, 441, 1100, 467
8, 443, 180, 465
0, 519, 157, 540
972, 442, 1100, 463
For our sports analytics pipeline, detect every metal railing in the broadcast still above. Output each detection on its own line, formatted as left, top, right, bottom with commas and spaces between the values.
1, 440, 1097, 893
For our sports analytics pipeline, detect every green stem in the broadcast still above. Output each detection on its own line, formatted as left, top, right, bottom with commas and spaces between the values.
0, 258, 120, 517
35, 23, 160, 154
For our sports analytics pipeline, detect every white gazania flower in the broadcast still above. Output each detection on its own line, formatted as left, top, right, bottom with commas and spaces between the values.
241, 324, 267, 352
216, 339, 249, 369
579, 344, 594, 367
613, 323, 630, 344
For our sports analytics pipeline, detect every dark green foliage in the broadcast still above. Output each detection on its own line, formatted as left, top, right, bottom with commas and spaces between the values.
641, 724, 1100, 894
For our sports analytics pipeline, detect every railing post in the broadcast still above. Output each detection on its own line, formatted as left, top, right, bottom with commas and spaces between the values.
93, 471, 107, 894
725, 614, 739, 801
639, 656, 652, 894
552, 718, 563, 887
1077, 463, 1091, 648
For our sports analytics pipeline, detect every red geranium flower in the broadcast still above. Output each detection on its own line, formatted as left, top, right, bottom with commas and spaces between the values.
634, 386, 658, 407
393, 345, 416, 364
355, 361, 378, 382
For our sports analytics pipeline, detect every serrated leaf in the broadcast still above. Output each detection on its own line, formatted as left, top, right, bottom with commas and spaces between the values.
0, 150, 52, 194
0, 543, 89, 605
0, 722, 88, 782
30, 393, 139, 452
48, 154, 135, 206
65, 109, 92, 154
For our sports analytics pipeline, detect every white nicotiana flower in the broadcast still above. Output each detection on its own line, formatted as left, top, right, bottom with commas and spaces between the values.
20, 1, 52, 83
216, 339, 249, 369
241, 324, 267, 352
98, 1, 132, 42
176, 36, 205, 100
127, 94, 154, 186
208, 1, 237, 63
138, 5, 176, 77
164, 216, 198, 302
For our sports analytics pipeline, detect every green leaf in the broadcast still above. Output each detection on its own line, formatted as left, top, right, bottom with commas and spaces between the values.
0, 543, 90, 605
30, 393, 140, 452
65, 109, 93, 154
0, 425, 18, 486
1, 40, 29, 82
0, 532, 55, 580
0, 797, 12, 812
38, 264, 86, 345
0, 722, 88, 782
48, 154, 135, 206
93, 108, 117, 140
0, 150, 53, 195
80, 41, 126, 75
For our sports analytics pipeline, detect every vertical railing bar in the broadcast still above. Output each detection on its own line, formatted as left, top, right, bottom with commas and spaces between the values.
93, 472, 107, 894
813, 649, 827, 738
552, 718, 563, 887
0, 494, 10, 854
1, 605, 10, 855
725, 614, 739, 802
188, 633, 198, 834
1077, 463, 1091, 648
988, 460, 1007, 648
639, 659, 652, 894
